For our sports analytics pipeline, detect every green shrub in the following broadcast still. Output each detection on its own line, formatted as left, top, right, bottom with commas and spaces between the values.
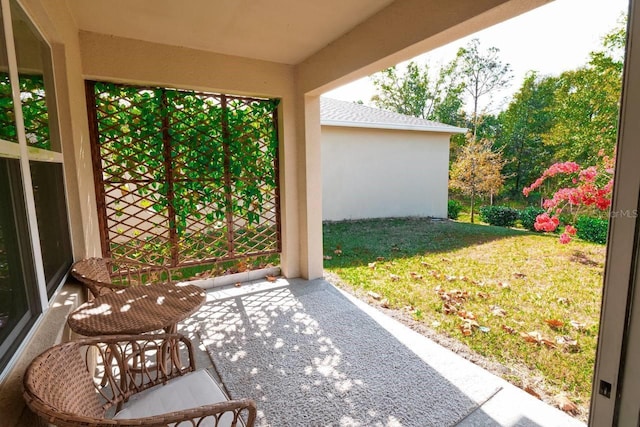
448, 200, 463, 220
519, 206, 545, 231
479, 205, 519, 227
576, 216, 609, 244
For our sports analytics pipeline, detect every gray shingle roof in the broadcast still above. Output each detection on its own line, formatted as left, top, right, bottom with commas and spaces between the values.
320, 97, 467, 134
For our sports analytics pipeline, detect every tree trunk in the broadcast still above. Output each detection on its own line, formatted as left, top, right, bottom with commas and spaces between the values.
470, 188, 475, 223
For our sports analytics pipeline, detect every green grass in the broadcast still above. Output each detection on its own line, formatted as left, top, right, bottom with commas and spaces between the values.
323, 217, 605, 416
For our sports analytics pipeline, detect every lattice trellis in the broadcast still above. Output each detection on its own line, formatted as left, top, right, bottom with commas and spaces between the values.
87, 81, 280, 269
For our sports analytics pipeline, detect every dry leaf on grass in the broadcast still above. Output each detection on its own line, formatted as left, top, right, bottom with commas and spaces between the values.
524, 386, 542, 399
502, 325, 517, 334
457, 310, 476, 320
520, 331, 543, 344
389, 274, 400, 281
476, 291, 490, 299
570, 320, 586, 331
409, 271, 423, 279
497, 281, 511, 289
556, 394, 580, 415
380, 298, 390, 308
334, 249, 343, 255
557, 297, 571, 305
441, 257, 452, 263
367, 262, 376, 269
459, 319, 479, 336
490, 305, 507, 317
545, 319, 565, 330
420, 261, 430, 267
443, 303, 457, 315
376, 256, 385, 261
513, 272, 527, 279
367, 291, 382, 300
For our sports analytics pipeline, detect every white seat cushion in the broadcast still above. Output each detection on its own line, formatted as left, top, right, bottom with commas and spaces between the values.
114, 370, 238, 427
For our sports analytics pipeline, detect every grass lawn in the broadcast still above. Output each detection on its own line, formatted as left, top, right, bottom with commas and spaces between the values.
323, 217, 606, 418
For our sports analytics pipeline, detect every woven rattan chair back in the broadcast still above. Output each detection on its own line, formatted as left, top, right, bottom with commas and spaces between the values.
23, 340, 106, 421
70, 257, 172, 298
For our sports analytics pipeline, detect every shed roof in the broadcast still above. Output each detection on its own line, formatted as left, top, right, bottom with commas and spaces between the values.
320, 97, 467, 134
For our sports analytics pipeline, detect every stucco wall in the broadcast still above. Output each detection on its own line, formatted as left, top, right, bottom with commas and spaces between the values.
322, 126, 450, 221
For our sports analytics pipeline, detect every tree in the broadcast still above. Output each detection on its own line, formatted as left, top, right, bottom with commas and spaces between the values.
450, 136, 505, 223
542, 21, 624, 165
456, 39, 512, 140
495, 72, 557, 197
370, 60, 465, 125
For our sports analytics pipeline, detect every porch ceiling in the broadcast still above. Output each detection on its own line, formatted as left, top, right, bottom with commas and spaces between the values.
66, 0, 395, 65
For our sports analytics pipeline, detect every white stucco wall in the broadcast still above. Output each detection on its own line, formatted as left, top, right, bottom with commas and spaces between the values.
321, 125, 450, 221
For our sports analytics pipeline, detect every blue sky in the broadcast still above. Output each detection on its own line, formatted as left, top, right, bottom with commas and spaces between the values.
325, 0, 629, 114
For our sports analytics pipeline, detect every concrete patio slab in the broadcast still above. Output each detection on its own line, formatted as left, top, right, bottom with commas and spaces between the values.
180, 277, 586, 427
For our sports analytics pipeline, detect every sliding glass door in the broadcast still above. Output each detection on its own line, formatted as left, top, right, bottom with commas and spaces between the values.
0, 0, 72, 372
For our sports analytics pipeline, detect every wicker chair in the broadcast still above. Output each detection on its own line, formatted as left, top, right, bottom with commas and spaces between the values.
70, 257, 173, 298
23, 334, 257, 427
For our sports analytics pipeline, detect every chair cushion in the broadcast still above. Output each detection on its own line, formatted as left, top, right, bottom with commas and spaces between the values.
113, 370, 237, 426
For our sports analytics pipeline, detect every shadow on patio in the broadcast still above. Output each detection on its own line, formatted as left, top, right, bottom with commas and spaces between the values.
179, 278, 584, 427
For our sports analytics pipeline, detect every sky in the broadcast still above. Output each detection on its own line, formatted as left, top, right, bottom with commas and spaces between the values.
324, 0, 629, 114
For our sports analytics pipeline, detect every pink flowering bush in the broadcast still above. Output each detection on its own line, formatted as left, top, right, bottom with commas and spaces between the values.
523, 152, 614, 243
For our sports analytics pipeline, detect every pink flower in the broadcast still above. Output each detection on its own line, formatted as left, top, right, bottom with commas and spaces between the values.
565, 225, 577, 236
559, 233, 572, 244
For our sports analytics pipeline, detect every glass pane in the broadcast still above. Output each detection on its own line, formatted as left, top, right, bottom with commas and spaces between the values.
30, 161, 72, 296
0, 4, 17, 143
0, 157, 38, 371
11, 0, 58, 152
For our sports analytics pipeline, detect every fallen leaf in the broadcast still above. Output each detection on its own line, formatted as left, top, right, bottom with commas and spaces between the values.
367, 291, 382, 300
570, 320, 586, 331
402, 305, 414, 312
545, 319, 565, 330
557, 297, 571, 305
265, 275, 277, 282
389, 274, 400, 281
234, 282, 242, 287
513, 272, 527, 279
323, 255, 333, 260
460, 325, 473, 336
443, 303, 457, 315
521, 331, 543, 344
476, 291, 490, 299
446, 275, 457, 282
430, 270, 441, 279
409, 272, 423, 279
556, 336, 581, 352
380, 298, 390, 308
420, 262, 430, 267
490, 305, 507, 317
556, 394, 580, 415
376, 256, 385, 261
502, 325, 517, 334
367, 262, 376, 269
497, 281, 511, 289
458, 310, 476, 320
541, 338, 557, 349
236, 261, 248, 272
524, 386, 541, 399
334, 249, 343, 255
441, 257, 452, 263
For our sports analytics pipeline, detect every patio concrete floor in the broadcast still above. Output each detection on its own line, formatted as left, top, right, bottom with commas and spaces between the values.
178, 277, 586, 427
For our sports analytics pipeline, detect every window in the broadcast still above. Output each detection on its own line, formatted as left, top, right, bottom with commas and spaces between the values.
0, 0, 72, 372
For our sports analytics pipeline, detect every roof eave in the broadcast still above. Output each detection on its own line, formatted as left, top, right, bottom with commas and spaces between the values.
321, 119, 468, 134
